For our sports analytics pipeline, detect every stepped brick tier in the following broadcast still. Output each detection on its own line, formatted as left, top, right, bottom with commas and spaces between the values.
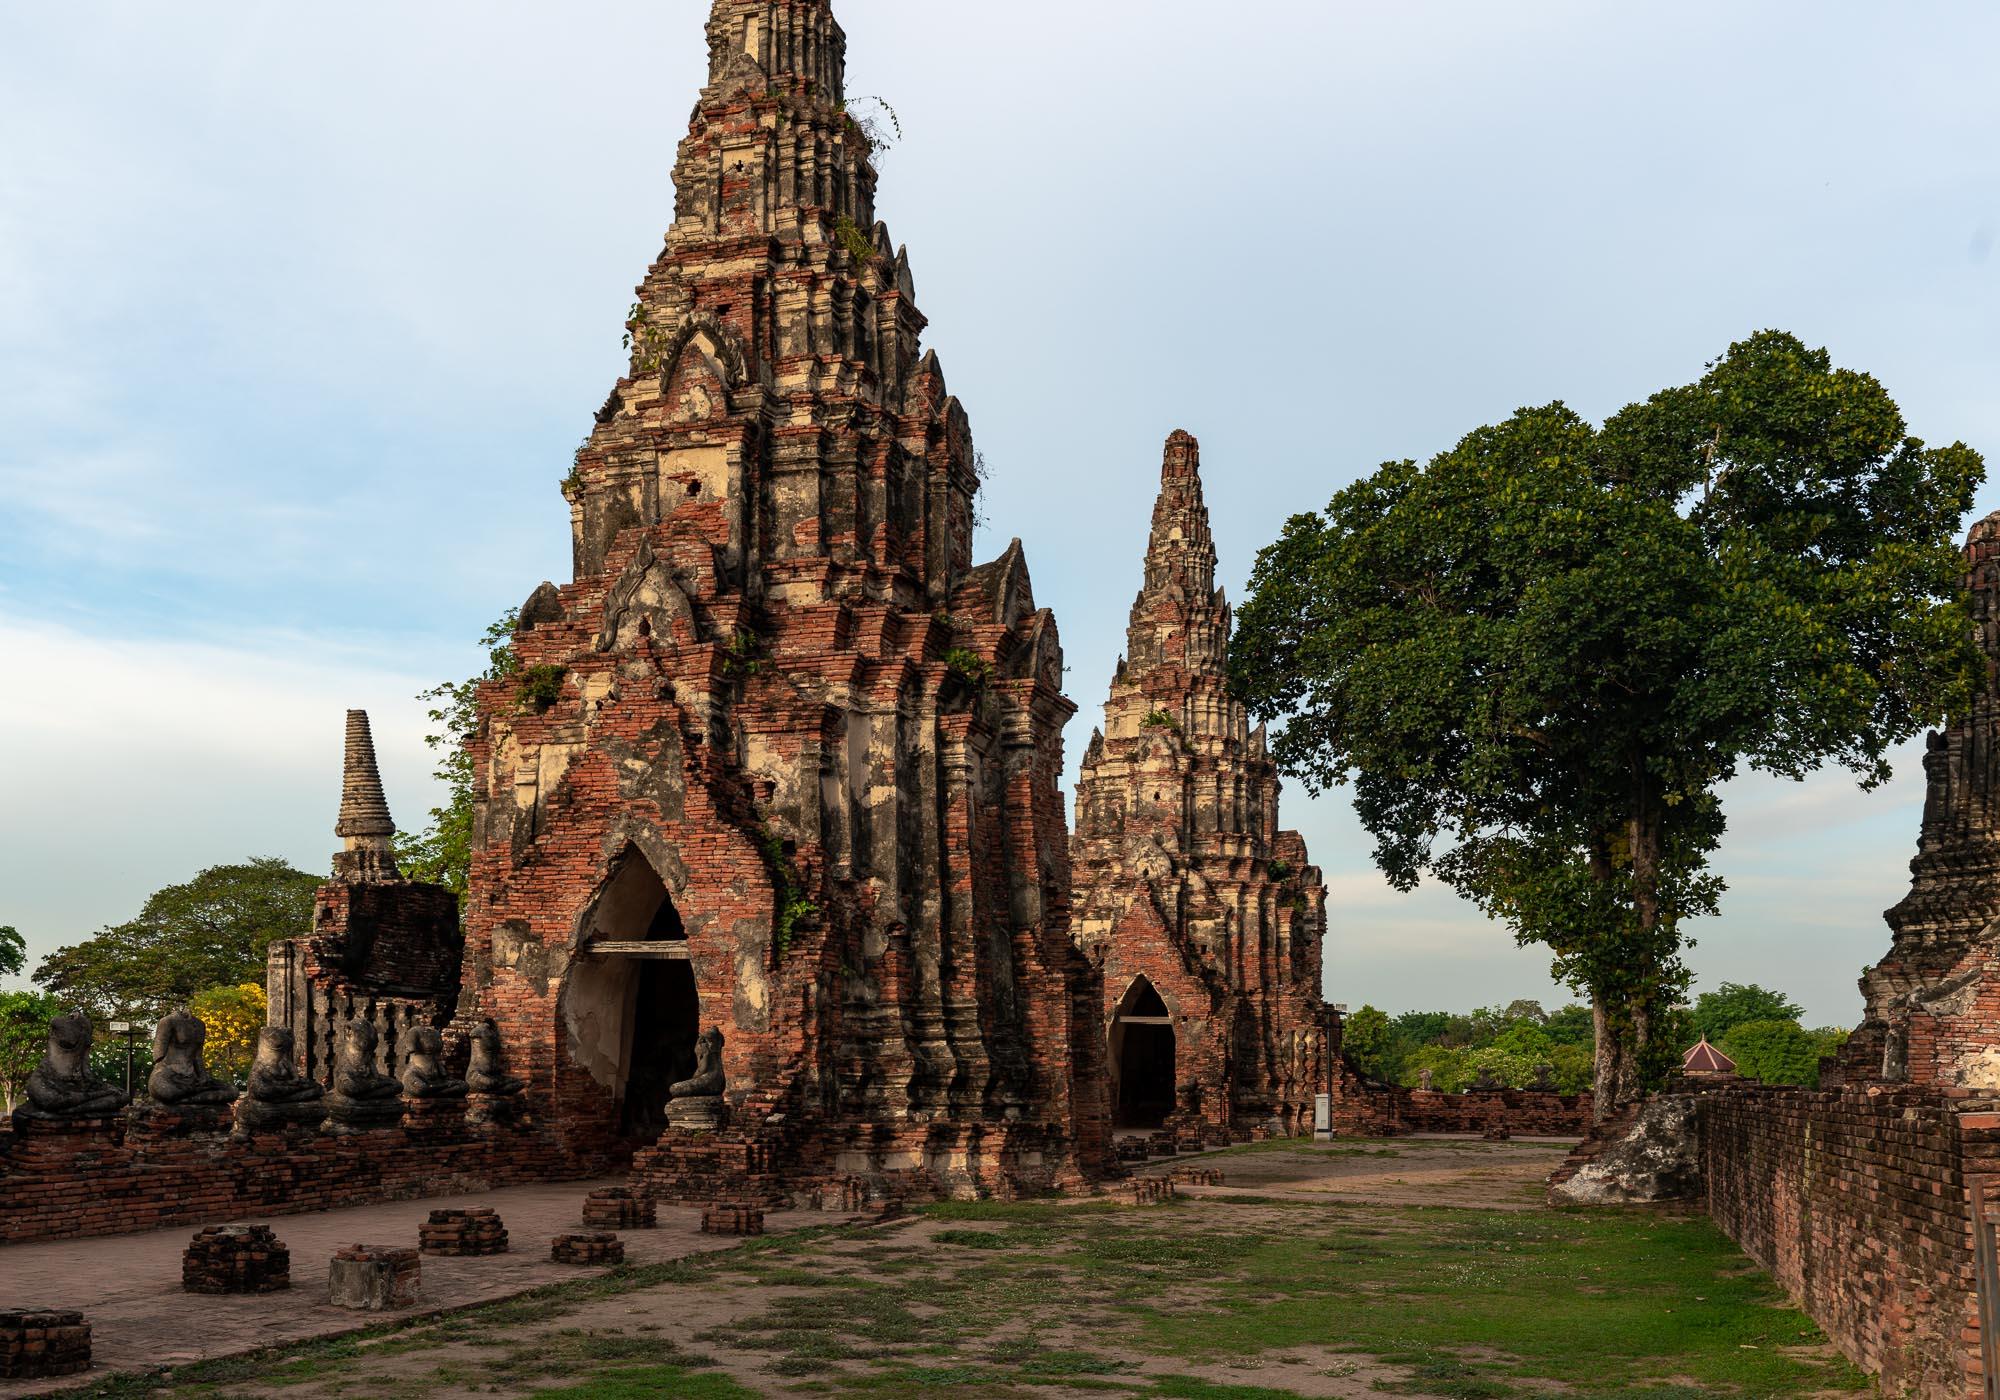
182, 1224, 291, 1294
551, 1232, 627, 1266
1329, 1056, 1593, 1138
448, 0, 1107, 1203
1169, 1166, 1224, 1187
417, 1207, 509, 1257
1070, 432, 1335, 1142
328, 1246, 421, 1312
267, 711, 463, 1090
701, 1201, 766, 1237
1549, 514, 2000, 1399
0, 1310, 90, 1381
583, 1187, 657, 1230
0, 1113, 585, 1245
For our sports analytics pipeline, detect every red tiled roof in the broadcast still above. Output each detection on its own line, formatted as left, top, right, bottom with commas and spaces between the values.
1682, 1037, 1737, 1075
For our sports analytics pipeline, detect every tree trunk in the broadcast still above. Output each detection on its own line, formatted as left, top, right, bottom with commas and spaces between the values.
1589, 995, 1620, 1125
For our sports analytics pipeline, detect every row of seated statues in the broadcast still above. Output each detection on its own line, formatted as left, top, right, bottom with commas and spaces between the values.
10, 1009, 528, 1135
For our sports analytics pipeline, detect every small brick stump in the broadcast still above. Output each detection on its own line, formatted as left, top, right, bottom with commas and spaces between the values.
0, 1310, 90, 1380
701, 1200, 765, 1236
1482, 1124, 1513, 1142
183, 1224, 291, 1294
328, 1246, 420, 1311
1147, 1131, 1179, 1158
1121, 1177, 1178, 1206
550, 1232, 626, 1265
1115, 1139, 1151, 1164
418, 1207, 508, 1257
583, 1188, 656, 1231
1171, 1167, 1225, 1187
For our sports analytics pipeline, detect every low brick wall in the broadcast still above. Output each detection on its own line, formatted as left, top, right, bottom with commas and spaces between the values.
1696, 1082, 1988, 1399
1331, 1062, 1592, 1138
0, 1113, 613, 1245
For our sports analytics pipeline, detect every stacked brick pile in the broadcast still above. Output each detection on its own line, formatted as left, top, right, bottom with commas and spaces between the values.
1121, 1178, 1177, 1206
418, 1208, 508, 1256
550, 1232, 626, 1265
0, 1310, 90, 1380
1147, 1131, 1178, 1158
328, 1246, 420, 1311
182, 1224, 290, 1294
1114, 1140, 1151, 1165
583, 1188, 655, 1230
700, 1201, 764, 1236
1171, 1166, 1224, 1187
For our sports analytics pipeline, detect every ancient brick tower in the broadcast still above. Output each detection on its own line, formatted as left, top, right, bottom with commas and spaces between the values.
1844, 510, 2000, 1089
1070, 431, 1334, 1140
453, 0, 1107, 1196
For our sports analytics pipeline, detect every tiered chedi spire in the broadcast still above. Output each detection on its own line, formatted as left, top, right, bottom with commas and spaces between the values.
1848, 511, 2000, 1088
333, 709, 399, 883
454, 0, 1105, 1192
1072, 432, 1333, 1137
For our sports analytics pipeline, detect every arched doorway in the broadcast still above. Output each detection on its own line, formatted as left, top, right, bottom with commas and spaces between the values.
1112, 977, 1176, 1129
562, 849, 701, 1141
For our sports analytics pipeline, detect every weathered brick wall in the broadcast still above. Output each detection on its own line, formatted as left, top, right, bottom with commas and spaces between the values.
1696, 1083, 1987, 1400
0, 1113, 598, 1246
1331, 1058, 1592, 1137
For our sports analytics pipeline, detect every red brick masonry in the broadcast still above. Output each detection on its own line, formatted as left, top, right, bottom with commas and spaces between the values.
0, 1114, 592, 1246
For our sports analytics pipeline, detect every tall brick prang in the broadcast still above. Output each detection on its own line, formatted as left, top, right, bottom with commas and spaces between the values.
1070, 431, 1334, 1139
454, 0, 1108, 1198
1846, 510, 2000, 1089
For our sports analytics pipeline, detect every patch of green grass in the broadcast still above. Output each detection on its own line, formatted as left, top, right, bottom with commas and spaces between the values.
527, 1365, 759, 1399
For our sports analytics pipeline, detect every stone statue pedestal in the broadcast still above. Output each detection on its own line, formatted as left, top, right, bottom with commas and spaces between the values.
232, 1101, 327, 1139
466, 1092, 526, 1130
666, 1096, 726, 1132
401, 1097, 467, 1136
324, 1096, 405, 1137
129, 1102, 236, 1140
5, 1111, 122, 1141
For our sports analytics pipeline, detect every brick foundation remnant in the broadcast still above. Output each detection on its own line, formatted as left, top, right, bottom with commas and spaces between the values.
328, 1246, 421, 1312
583, 1187, 656, 1231
418, 1208, 508, 1257
1330, 1056, 1593, 1139
0, 1311, 90, 1381
1549, 513, 2000, 1399
700, 1201, 765, 1237
182, 1223, 291, 1294
1071, 432, 1335, 1145
1120, 1177, 1177, 1206
1170, 1166, 1224, 1187
551, 1232, 627, 1266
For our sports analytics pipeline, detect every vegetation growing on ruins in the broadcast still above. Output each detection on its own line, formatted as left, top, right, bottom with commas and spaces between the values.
943, 646, 994, 691
760, 829, 820, 957
833, 214, 878, 268
396, 609, 520, 898
1233, 330, 1986, 1117
837, 94, 902, 160
30, 859, 319, 1023
516, 664, 568, 711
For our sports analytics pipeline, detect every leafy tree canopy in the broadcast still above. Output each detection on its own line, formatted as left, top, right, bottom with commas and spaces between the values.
31, 859, 319, 1022
1234, 331, 1983, 1113
1690, 982, 1804, 1044
1717, 1019, 1848, 1088
0, 990, 60, 1114
395, 609, 519, 898
190, 983, 267, 1082
0, 925, 24, 981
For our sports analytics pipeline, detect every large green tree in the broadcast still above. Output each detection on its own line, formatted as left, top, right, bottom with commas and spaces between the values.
1232, 331, 1983, 1117
0, 925, 24, 981
395, 609, 519, 898
0, 991, 59, 1114
1689, 981, 1804, 1044
32, 859, 319, 1022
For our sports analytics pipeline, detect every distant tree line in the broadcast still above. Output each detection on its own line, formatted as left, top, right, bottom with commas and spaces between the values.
1340, 981, 1847, 1094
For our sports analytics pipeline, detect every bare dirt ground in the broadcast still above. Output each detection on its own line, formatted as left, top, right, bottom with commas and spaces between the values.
13, 1136, 1870, 1400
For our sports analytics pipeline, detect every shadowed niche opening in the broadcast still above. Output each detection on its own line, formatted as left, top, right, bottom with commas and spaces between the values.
563, 848, 700, 1142
1112, 976, 1175, 1130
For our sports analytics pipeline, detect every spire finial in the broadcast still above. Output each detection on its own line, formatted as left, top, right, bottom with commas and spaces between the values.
334, 709, 400, 882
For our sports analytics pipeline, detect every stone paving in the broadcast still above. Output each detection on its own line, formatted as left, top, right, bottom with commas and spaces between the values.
0, 1176, 849, 1396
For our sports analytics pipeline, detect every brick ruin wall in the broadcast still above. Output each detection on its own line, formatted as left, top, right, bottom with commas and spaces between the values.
0, 1115, 591, 1247
1617, 1080, 1990, 1400
1330, 1056, 1593, 1137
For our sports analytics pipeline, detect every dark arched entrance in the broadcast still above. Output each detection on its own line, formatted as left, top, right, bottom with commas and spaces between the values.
1113, 977, 1176, 1129
563, 848, 702, 1141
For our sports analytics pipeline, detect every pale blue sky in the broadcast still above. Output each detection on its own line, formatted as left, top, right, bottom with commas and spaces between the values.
3, 2, 1997, 1026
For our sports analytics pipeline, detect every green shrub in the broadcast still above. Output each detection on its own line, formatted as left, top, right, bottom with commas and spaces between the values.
516, 665, 567, 710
